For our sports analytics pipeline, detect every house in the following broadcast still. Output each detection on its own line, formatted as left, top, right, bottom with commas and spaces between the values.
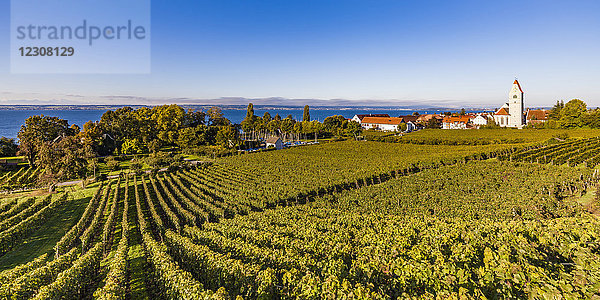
493, 105, 511, 127
493, 80, 525, 128
361, 117, 404, 131
442, 115, 471, 129
472, 114, 490, 127
416, 114, 443, 124
351, 114, 391, 124
265, 137, 283, 150
398, 115, 419, 123
526, 109, 550, 125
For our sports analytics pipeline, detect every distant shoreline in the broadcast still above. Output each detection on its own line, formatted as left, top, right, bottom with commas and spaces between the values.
0, 104, 550, 111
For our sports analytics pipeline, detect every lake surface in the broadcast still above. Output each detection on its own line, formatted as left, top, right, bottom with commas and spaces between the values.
0, 108, 476, 139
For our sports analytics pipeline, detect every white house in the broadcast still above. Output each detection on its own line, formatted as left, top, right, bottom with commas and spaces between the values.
472, 114, 489, 127
265, 137, 283, 150
361, 116, 404, 131
351, 114, 391, 124
494, 80, 525, 128
442, 116, 471, 129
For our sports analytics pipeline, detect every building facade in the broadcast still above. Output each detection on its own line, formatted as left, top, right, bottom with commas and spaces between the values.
361, 117, 403, 131
494, 80, 525, 128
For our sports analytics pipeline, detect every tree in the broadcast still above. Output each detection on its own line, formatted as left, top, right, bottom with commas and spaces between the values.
241, 103, 256, 134
344, 121, 362, 137
549, 100, 564, 120
216, 126, 239, 148
559, 99, 587, 128
246, 103, 255, 120
426, 117, 441, 129
17, 115, 73, 167
177, 125, 210, 151
152, 104, 186, 145
459, 108, 466, 116
263, 112, 272, 123
323, 115, 346, 136
121, 138, 145, 155
36, 135, 87, 183
147, 139, 162, 153
79, 121, 115, 156
207, 107, 230, 126
183, 109, 206, 127
0, 137, 18, 157
583, 109, 600, 128
303, 105, 310, 122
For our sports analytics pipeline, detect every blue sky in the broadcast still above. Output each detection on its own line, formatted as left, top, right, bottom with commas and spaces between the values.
0, 0, 599, 107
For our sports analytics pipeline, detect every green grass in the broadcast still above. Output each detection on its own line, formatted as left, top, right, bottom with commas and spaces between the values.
0, 188, 96, 271
127, 181, 151, 299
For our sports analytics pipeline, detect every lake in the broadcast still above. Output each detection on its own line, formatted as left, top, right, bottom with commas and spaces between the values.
0, 107, 473, 139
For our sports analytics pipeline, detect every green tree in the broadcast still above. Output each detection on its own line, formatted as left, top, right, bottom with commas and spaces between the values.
152, 104, 186, 145
177, 125, 210, 151
105, 156, 120, 171
207, 106, 230, 126
549, 100, 564, 120
303, 105, 310, 122
121, 138, 145, 155
36, 135, 87, 183
246, 103, 255, 120
344, 121, 362, 137
559, 99, 587, 128
302, 105, 310, 122
79, 121, 116, 156
426, 117, 441, 129
0, 137, 18, 157
459, 108, 466, 116
263, 112, 272, 123
216, 126, 239, 148
17, 115, 73, 167
241, 103, 257, 133
183, 109, 206, 127
583, 109, 600, 128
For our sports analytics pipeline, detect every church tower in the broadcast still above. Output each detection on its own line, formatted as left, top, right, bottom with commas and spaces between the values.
508, 79, 524, 128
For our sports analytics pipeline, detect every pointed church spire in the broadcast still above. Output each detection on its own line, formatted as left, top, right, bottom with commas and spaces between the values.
513, 79, 524, 93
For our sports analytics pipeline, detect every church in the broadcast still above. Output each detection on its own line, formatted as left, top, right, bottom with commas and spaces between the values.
494, 80, 525, 128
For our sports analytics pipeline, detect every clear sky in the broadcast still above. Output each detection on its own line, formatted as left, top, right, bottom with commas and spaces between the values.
0, 0, 599, 107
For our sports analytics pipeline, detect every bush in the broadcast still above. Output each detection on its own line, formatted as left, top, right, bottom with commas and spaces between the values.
105, 156, 120, 171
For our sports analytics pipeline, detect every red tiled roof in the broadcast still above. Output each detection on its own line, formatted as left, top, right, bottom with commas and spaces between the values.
361, 117, 404, 125
514, 80, 524, 93
527, 109, 549, 121
355, 114, 390, 120
495, 107, 510, 115
398, 115, 419, 123
442, 116, 471, 123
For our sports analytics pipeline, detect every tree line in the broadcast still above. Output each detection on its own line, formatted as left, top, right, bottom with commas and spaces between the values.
240, 103, 361, 141
2, 103, 363, 183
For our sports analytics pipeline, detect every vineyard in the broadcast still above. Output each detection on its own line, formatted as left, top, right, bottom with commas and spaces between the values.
0, 141, 599, 299
366, 128, 600, 145
0, 167, 41, 191
503, 136, 600, 167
